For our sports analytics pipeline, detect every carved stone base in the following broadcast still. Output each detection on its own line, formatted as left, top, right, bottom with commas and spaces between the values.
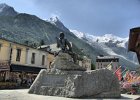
51, 53, 86, 71
28, 69, 121, 98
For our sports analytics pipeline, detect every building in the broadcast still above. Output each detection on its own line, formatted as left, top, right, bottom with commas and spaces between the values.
0, 38, 48, 81
78, 56, 91, 70
128, 27, 140, 64
96, 55, 119, 72
38, 44, 59, 69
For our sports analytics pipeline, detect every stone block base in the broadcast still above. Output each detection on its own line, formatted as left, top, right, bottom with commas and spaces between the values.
28, 69, 121, 98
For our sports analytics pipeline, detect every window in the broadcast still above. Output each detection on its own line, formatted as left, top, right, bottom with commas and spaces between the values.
31, 53, 35, 64
16, 49, 21, 62
9, 48, 13, 62
42, 55, 45, 65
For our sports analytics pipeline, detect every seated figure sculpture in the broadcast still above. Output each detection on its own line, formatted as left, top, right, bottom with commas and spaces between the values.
56, 32, 77, 63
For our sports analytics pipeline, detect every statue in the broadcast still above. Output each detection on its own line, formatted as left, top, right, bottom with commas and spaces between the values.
56, 32, 77, 63
56, 32, 72, 52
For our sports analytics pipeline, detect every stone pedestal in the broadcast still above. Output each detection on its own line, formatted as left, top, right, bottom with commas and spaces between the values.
28, 53, 121, 98
51, 53, 86, 71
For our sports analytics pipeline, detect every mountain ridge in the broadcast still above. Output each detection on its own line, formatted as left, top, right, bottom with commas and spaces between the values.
0, 3, 138, 70
0, 3, 18, 16
47, 16, 70, 32
71, 29, 128, 48
71, 29, 138, 65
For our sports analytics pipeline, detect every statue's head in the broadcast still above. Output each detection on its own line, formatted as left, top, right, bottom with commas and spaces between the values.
59, 32, 65, 39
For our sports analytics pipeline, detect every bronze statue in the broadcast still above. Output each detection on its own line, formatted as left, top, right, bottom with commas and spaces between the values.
56, 32, 72, 52
56, 32, 77, 63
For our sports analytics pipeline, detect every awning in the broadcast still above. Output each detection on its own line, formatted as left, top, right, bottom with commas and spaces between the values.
10, 64, 46, 74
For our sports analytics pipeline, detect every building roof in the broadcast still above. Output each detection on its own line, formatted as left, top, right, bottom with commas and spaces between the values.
83, 56, 91, 60
39, 43, 61, 52
96, 56, 119, 59
0, 37, 31, 48
0, 37, 47, 53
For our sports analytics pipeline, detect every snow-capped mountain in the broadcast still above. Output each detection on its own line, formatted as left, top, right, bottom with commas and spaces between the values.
87, 34, 128, 49
47, 16, 70, 32
0, 3, 18, 16
71, 29, 138, 65
49, 16, 59, 25
71, 29, 128, 48
87, 34, 128, 42
0, 3, 138, 70
70, 30, 86, 39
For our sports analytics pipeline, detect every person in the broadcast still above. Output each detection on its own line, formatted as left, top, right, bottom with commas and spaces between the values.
27, 78, 32, 87
17, 75, 22, 87
56, 32, 77, 63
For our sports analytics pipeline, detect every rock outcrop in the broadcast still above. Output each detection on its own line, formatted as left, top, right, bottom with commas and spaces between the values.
51, 53, 86, 71
28, 53, 121, 98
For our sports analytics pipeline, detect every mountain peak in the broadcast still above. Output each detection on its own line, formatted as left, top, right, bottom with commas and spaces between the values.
49, 16, 59, 22
48, 16, 70, 32
0, 3, 8, 7
70, 29, 86, 39
103, 34, 114, 37
0, 3, 8, 12
49, 16, 62, 26
71, 30, 128, 48
0, 3, 18, 16
102, 34, 128, 42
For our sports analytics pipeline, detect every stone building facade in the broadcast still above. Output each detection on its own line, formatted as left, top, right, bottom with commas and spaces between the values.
0, 38, 48, 81
96, 55, 119, 72
79, 56, 91, 70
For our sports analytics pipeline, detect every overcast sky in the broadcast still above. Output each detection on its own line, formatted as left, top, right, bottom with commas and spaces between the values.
0, 0, 140, 37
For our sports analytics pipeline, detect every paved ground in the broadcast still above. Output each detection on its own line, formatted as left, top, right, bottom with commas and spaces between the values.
0, 89, 140, 100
